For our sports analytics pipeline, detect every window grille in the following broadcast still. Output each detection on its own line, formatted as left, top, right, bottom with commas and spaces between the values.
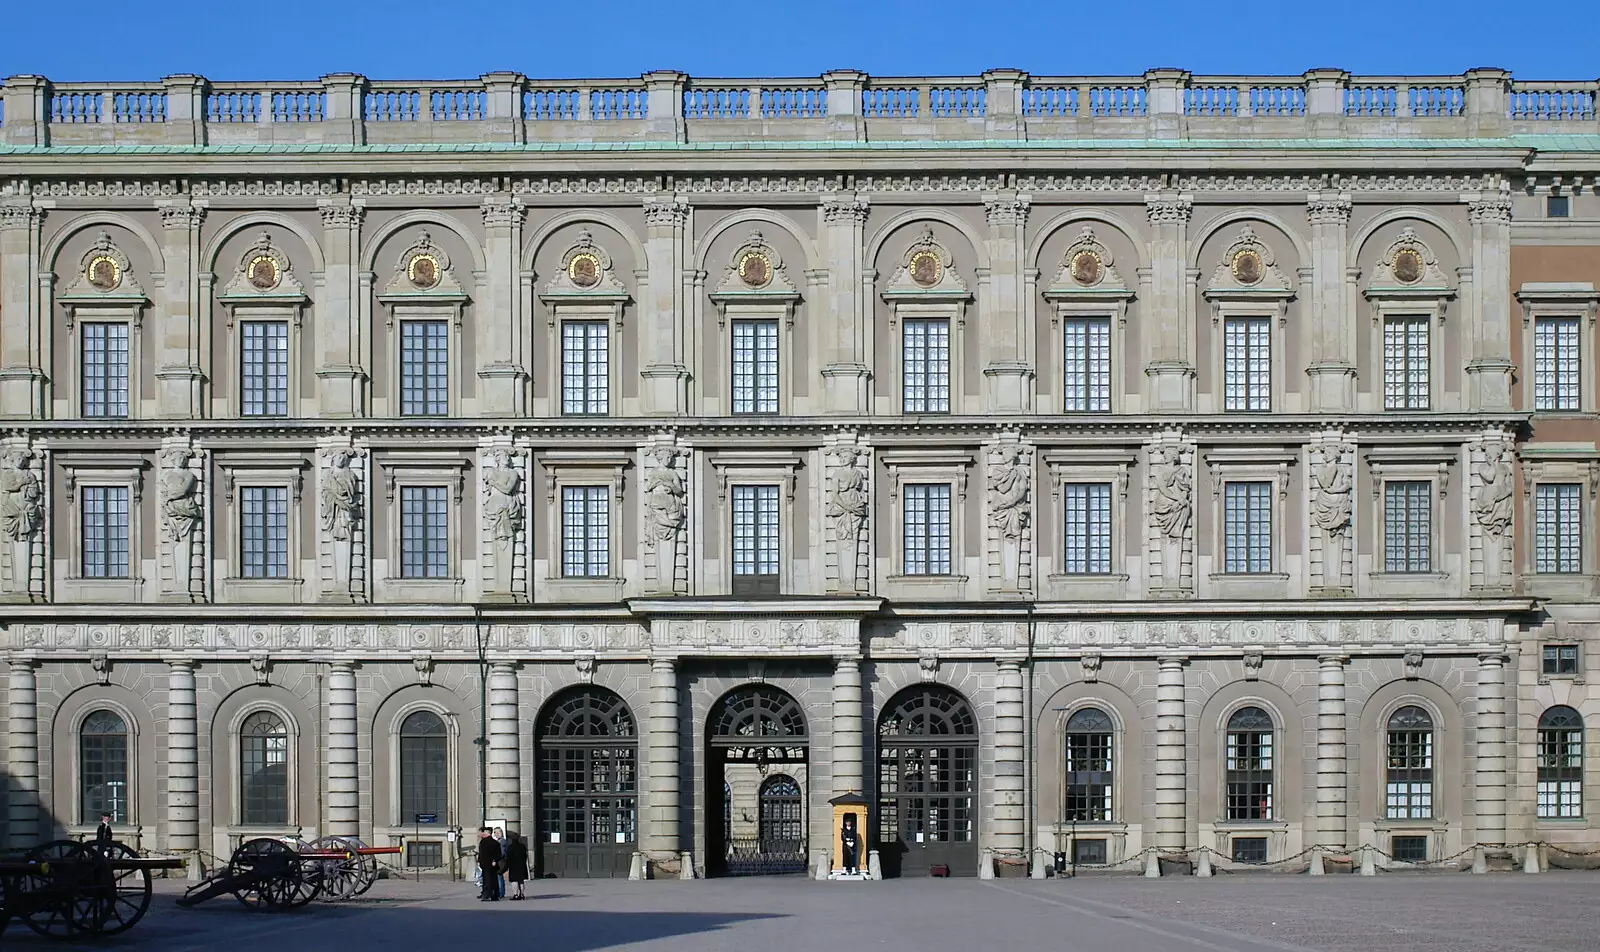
1382, 315, 1430, 409
1065, 708, 1114, 821
81, 322, 130, 418
1534, 483, 1583, 574
1062, 482, 1113, 574
560, 486, 610, 577
1224, 706, 1274, 820
80, 710, 129, 824
1533, 316, 1580, 411
731, 485, 779, 594
239, 710, 289, 826
1063, 317, 1111, 412
1543, 644, 1580, 676
1385, 706, 1434, 819
399, 710, 448, 821
1537, 706, 1584, 818
399, 486, 449, 579
240, 486, 289, 579
80, 486, 130, 579
1383, 481, 1432, 573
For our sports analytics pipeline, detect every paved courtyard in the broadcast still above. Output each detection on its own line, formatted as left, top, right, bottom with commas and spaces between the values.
20, 871, 1598, 952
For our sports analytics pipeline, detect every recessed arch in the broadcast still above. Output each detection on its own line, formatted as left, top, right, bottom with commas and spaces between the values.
1188, 208, 1311, 268
522, 209, 647, 273
1027, 207, 1150, 272
533, 684, 638, 878
705, 684, 810, 877
1348, 207, 1465, 262
874, 683, 979, 878
361, 210, 487, 275
693, 208, 820, 275
43, 212, 165, 277
201, 211, 326, 277
708, 684, 809, 740
865, 208, 991, 272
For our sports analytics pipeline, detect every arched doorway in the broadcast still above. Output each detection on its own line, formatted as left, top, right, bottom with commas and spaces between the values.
707, 685, 808, 876
876, 684, 979, 877
534, 686, 637, 878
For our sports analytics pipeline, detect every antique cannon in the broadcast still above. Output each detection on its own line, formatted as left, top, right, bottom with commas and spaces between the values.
177, 838, 401, 912
0, 839, 184, 941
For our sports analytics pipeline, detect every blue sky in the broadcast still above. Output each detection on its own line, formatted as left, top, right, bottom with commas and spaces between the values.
1, 0, 1594, 82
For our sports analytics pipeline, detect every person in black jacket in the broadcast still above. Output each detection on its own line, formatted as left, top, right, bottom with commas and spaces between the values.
95, 813, 114, 847
477, 828, 503, 901
505, 831, 530, 900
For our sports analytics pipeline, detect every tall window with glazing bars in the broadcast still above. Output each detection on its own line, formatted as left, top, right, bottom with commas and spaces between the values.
1533, 316, 1580, 411
731, 319, 779, 414
1385, 706, 1433, 818
1224, 707, 1274, 820
731, 485, 779, 594
1223, 482, 1272, 573
399, 486, 449, 578
561, 321, 608, 415
240, 321, 290, 416
1062, 482, 1112, 574
902, 483, 952, 575
1382, 481, 1431, 573
1062, 317, 1111, 412
399, 320, 449, 416
902, 318, 950, 413
81, 322, 130, 418
240, 486, 289, 578
80, 486, 129, 578
1222, 317, 1270, 411
560, 486, 610, 577
1534, 483, 1582, 574
1538, 706, 1584, 818
1065, 708, 1114, 821
1382, 315, 1430, 409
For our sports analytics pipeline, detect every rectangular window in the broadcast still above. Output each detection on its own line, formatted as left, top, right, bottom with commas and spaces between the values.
399, 320, 449, 416
1543, 644, 1580, 677
731, 484, 780, 595
1535, 483, 1583, 574
1382, 481, 1432, 573
81, 322, 130, 418
1062, 482, 1113, 575
1222, 316, 1271, 411
1382, 315, 1430, 410
731, 319, 779, 414
1072, 838, 1107, 865
399, 486, 449, 579
1063, 317, 1111, 412
902, 318, 950, 413
1222, 481, 1272, 574
902, 483, 952, 576
405, 842, 444, 868
560, 321, 609, 415
1547, 195, 1571, 219
239, 486, 289, 579
560, 486, 610, 578
79, 486, 130, 579
1390, 835, 1428, 863
1533, 317, 1581, 411
240, 321, 290, 417
1231, 837, 1268, 864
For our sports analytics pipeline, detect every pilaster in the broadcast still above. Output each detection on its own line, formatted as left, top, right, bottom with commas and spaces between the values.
981, 196, 1034, 413
831, 657, 863, 797
1316, 654, 1348, 848
6, 657, 39, 850
1144, 195, 1196, 411
991, 659, 1026, 857
325, 661, 359, 836
1465, 195, 1515, 411
819, 197, 871, 414
0, 76, 48, 146
487, 663, 520, 823
1475, 650, 1509, 847
645, 658, 681, 861
1305, 195, 1356, 411
0, 202, 46, 419
166, 659, 199, 854
315, 201, 367, 417
1154, 656, 1188, 852
640, 198, 691, 415
478, 196, 529, 415
154, 202, 206, 418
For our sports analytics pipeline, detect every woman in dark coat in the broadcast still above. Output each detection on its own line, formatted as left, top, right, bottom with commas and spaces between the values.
505, 831, 530, 899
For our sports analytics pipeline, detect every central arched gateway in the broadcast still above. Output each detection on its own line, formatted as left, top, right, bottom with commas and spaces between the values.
534, 686, 637, 878
706, 685, 809, 876
876, 684, 979, 877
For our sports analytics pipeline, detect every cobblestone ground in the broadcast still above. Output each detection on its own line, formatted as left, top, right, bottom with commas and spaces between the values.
17, 870, 1596, 952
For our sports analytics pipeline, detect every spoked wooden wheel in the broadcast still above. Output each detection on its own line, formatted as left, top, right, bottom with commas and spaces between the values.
20, 840, 107, 938
84, 841, 154, 935
309, 837, 371, 901
229, 839, 307, 912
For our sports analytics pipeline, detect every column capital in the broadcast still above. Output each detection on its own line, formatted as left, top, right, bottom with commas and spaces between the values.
821, 198, 869, 224
983, 196, 1030, 227
643, 197, 690, 228
649, 656, 678, 671
164, 657, 197, 672
1317, 653, 1350, 667
480, 194, 526, 228
1306, 195, 1353, 225
1156, 654, 1188, 667
0, 203, 43, 231
996, 657, 1025, 673
1144, 195, 1193, 226
1477, 649, 1510, 666
488, 660, 519, 675
1468, 196, 1513, 225
832, 655, 862, 669
6, 654, 38, 671
327, 659, 357, 674
318, 201, 365, 230
156, 202, 205, 230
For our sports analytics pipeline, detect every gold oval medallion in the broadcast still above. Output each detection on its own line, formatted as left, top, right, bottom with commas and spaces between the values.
1231, 249, 1264, 285
1392, 248, 1423, 284
738, 251, 772, 289
1070, 250, 1103, 286
247, 255, 280, 291
909, 250, 942, 288
407, 253, 440, 290
567, 252, 601, 288
87, 255, 120, 292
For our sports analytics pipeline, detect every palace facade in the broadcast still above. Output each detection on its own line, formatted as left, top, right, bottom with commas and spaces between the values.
1, 68, 1599, 878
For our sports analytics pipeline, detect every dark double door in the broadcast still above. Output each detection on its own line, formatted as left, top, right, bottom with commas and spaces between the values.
875, 685, 981, 877
535, 688, 637, 878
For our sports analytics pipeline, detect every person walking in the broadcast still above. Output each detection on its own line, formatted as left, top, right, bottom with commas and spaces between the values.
494, 828, 508, 901
477, 828, 503, 901
505, 831, 529, 900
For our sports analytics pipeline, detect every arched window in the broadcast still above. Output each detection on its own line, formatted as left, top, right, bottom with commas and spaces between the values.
1065, 708, 1114, 822
1538, 706, 1584, 818
240, 711, 289, 826
399, 710, 449, 822
1385, 705, 1434, 818
535, 687, 638, 878
876, 685, 979, 877
757, 775, 803, 845
80, 710, 129, 824
1224, 706, 1274, 820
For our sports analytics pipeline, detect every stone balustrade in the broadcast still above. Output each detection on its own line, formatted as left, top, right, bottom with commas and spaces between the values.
2, 68, 1597, 148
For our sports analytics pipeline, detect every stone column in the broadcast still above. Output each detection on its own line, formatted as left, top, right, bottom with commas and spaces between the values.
640, 199, 690, 416
1316, 655, 1348, 848
6, 657, 39, 849
487, 663, 520, 823
1154, 656, 1188, 852
831, 657, 864, 796
325, 661, 360, 836
982, 196, 1033, 413
992, 659, 1027, 857
166, 660, 199, 855
0, 203, 45, 419
315, 201, 365, 417
1306, 195, 1355, 412
1144, 196, 1195, 412
477, 196, 529, 415
154, 202, 205, 417
1465, 196, 1515, 412
644, 658, 680, 861
1475, 651, 1509, 847
819, 198, 871, 414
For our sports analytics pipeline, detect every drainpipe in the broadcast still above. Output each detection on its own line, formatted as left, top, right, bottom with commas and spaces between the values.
474, 607, 488, 826
1024, 608, 1036, 870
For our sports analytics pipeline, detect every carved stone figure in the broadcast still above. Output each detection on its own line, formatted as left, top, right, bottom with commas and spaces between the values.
642, 446, 687, 592
1, 448, 42, 598
826, 446, 869, 591
1472, 442, 1515, 538
321, 449, 362, 542
987, 444, 1032, 589
1149, 446, 1192, 540
1308, 443, 1353, 534
161, 448, 203, 597
481, 449, 525, 544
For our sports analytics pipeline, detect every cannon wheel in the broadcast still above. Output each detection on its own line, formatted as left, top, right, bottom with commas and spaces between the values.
84, 841, 154, 936
309, 837, 372, 901
229, 839, 319, 911
19, 840, 107, 939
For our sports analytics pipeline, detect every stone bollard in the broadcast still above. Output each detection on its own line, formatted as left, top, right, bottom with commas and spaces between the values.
628, 852, 646, 881
1030, 852, 1048, 879
1471, 846, 1487, 875
867, 850, 883, 880
1195, 849, 1213, 878
1359, 846, 1377, 877
813, 851, 829, 881
1523, 844, 1541, 874
186, 853, 204, 882
1143, 851, 1161, 878
979, 851, 996, 880
679, 851, 695, 880
1308, 847, 1325, 876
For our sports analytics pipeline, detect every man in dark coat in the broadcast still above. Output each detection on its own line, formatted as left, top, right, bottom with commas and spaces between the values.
505, 831, 530, 899
95, 813, 114, 847
477, 828, 503, 901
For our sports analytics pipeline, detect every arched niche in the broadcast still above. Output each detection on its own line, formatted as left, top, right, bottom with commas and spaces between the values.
50, 222, 162, 419
527, 220, 639, 414
869, 218, 980, 415
1190, 218, 1305, 413
364, 219, 478, 417
1352, 215, 1463, 412
207, 224, 317, 419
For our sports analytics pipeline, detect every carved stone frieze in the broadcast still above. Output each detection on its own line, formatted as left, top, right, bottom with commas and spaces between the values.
1144, 196, 1194, 225
654, 618, 858, 654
